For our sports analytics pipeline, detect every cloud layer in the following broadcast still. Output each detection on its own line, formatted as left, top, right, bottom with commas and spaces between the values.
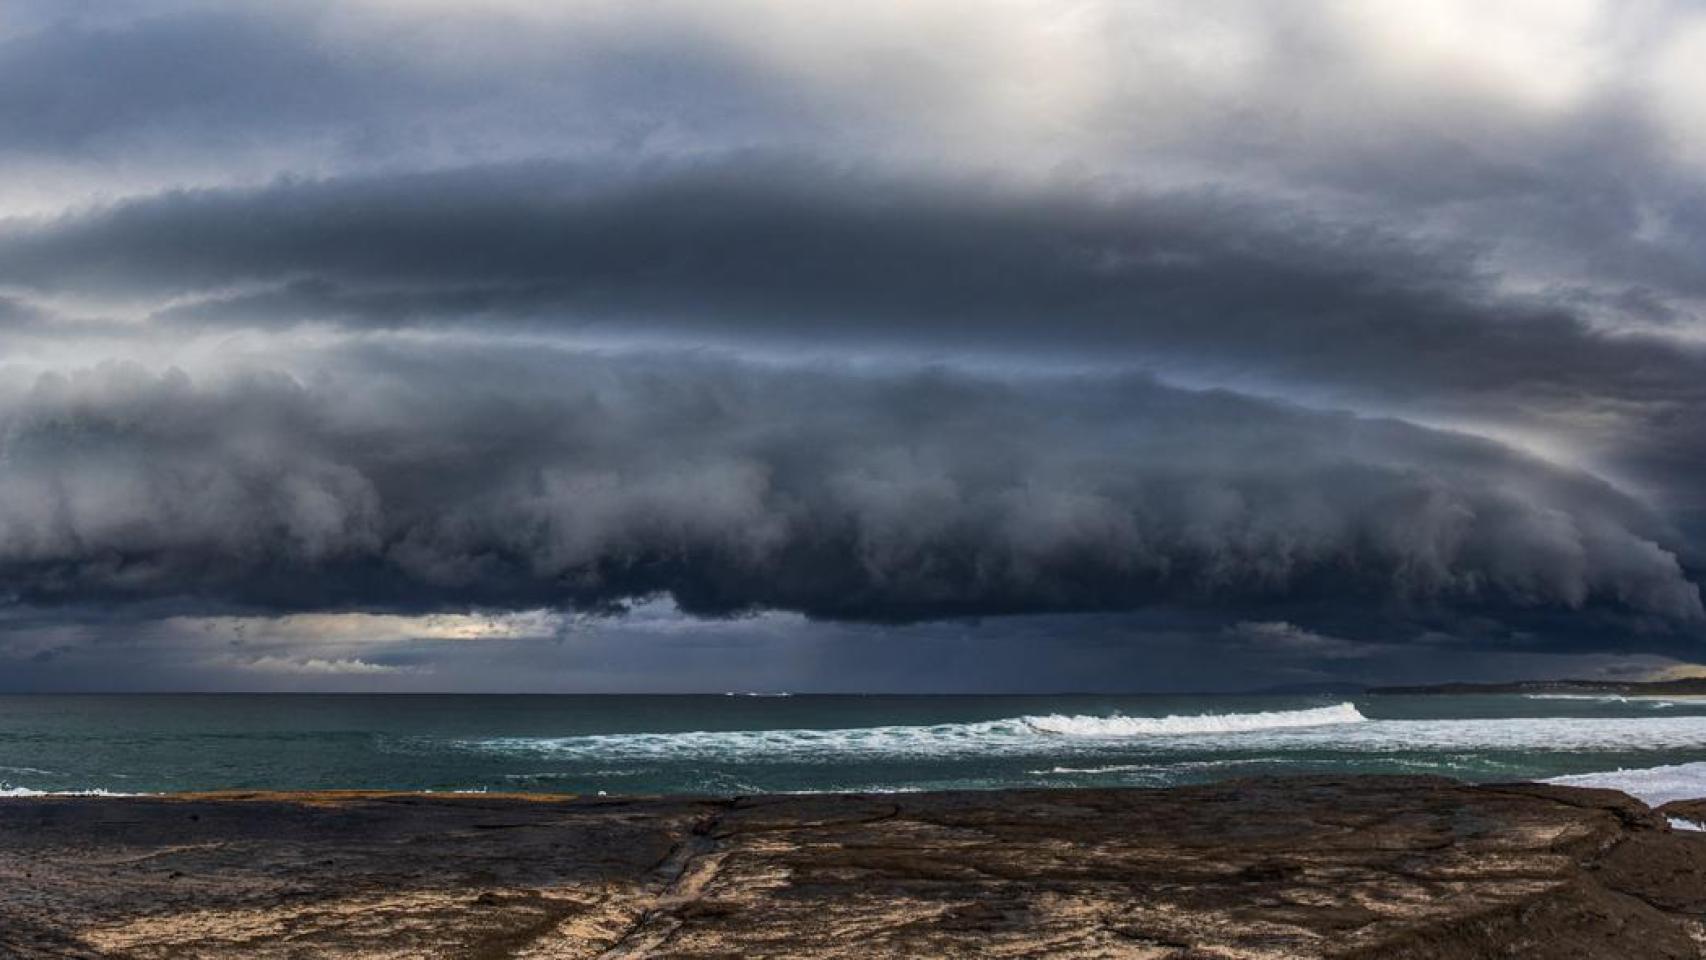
3, 1, 1706, 685
0, 352, 1692, 632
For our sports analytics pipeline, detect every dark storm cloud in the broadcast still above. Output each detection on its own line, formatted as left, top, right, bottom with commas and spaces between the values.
0, 348, 1693, 637
2, 160, 1694, 403
11, 161, 1706, 521
7, 0, 1706, 685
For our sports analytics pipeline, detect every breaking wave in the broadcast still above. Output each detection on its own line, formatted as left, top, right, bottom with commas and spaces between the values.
1022, 703, 1366, 736
449, 705, 1706, 770
459, 703, 1370, 763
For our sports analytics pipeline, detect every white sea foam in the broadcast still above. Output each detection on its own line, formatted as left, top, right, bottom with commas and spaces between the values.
0, 785, 136, 797
1022, 703, 1366, 736
0, 786, 48, 797
1525, 694, 1683, 707
457, 708, 1706, 766
1029, 757, 1292, 777
468, 718, 1027, 762
462, 703, 1372, 762
1280, 716, 1706, 753
1032, 764, 1162, 775
1544, 762, 1706, 807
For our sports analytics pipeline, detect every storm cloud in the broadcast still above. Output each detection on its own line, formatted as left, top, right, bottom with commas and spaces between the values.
0, 351, 1693, 631
13, 161, 1706, 527
3, 0, 1706, 687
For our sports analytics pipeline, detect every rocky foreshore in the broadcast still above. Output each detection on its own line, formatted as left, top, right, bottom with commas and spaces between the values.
4, 776, 1706, 958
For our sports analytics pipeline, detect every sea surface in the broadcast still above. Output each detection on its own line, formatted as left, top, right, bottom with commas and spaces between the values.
5, 693, 1706, 803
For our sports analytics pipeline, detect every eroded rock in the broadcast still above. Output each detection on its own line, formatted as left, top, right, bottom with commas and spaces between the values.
2, 777, 1703, 958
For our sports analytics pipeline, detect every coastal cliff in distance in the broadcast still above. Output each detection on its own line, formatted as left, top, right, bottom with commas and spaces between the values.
1373, 678, 1706, 696
6, 777, 1706, 959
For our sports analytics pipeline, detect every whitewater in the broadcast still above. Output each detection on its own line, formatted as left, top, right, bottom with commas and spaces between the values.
458, 702, 1706, 765
462, 702, 1374, 763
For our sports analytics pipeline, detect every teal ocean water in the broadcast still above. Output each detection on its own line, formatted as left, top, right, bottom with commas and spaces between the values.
4, 693, 1706, 801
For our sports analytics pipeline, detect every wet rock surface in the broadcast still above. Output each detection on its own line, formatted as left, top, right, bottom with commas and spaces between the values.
3, 776, 1705, 958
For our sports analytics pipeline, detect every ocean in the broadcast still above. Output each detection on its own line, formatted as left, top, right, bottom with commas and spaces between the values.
4, 693, 1706, 804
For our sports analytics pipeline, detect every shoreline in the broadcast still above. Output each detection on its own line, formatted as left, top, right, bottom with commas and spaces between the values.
6, 776, 1706, 958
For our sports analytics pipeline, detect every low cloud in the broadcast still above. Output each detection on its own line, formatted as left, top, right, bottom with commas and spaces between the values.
0, 348, 1691, 640
9, 161, 1706, 533
228, 655, 416, 676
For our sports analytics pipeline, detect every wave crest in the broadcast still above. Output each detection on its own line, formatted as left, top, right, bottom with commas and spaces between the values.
455, 703, 1370, 763
1021, 702, 1367, 737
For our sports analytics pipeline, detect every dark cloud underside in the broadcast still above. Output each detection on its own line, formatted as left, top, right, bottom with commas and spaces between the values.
0, 354, 1693, 633
14, 161, 1706, 519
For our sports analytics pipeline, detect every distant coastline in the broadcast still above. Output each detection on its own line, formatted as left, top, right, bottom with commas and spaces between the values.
1373, 677, 1706, 696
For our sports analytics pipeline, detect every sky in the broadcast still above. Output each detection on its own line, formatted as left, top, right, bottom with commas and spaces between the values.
5, 0, 1706, 691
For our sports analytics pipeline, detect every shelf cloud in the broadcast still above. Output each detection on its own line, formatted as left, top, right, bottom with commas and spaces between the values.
4, 0, 1706, 687
0, 353, 1693, 629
